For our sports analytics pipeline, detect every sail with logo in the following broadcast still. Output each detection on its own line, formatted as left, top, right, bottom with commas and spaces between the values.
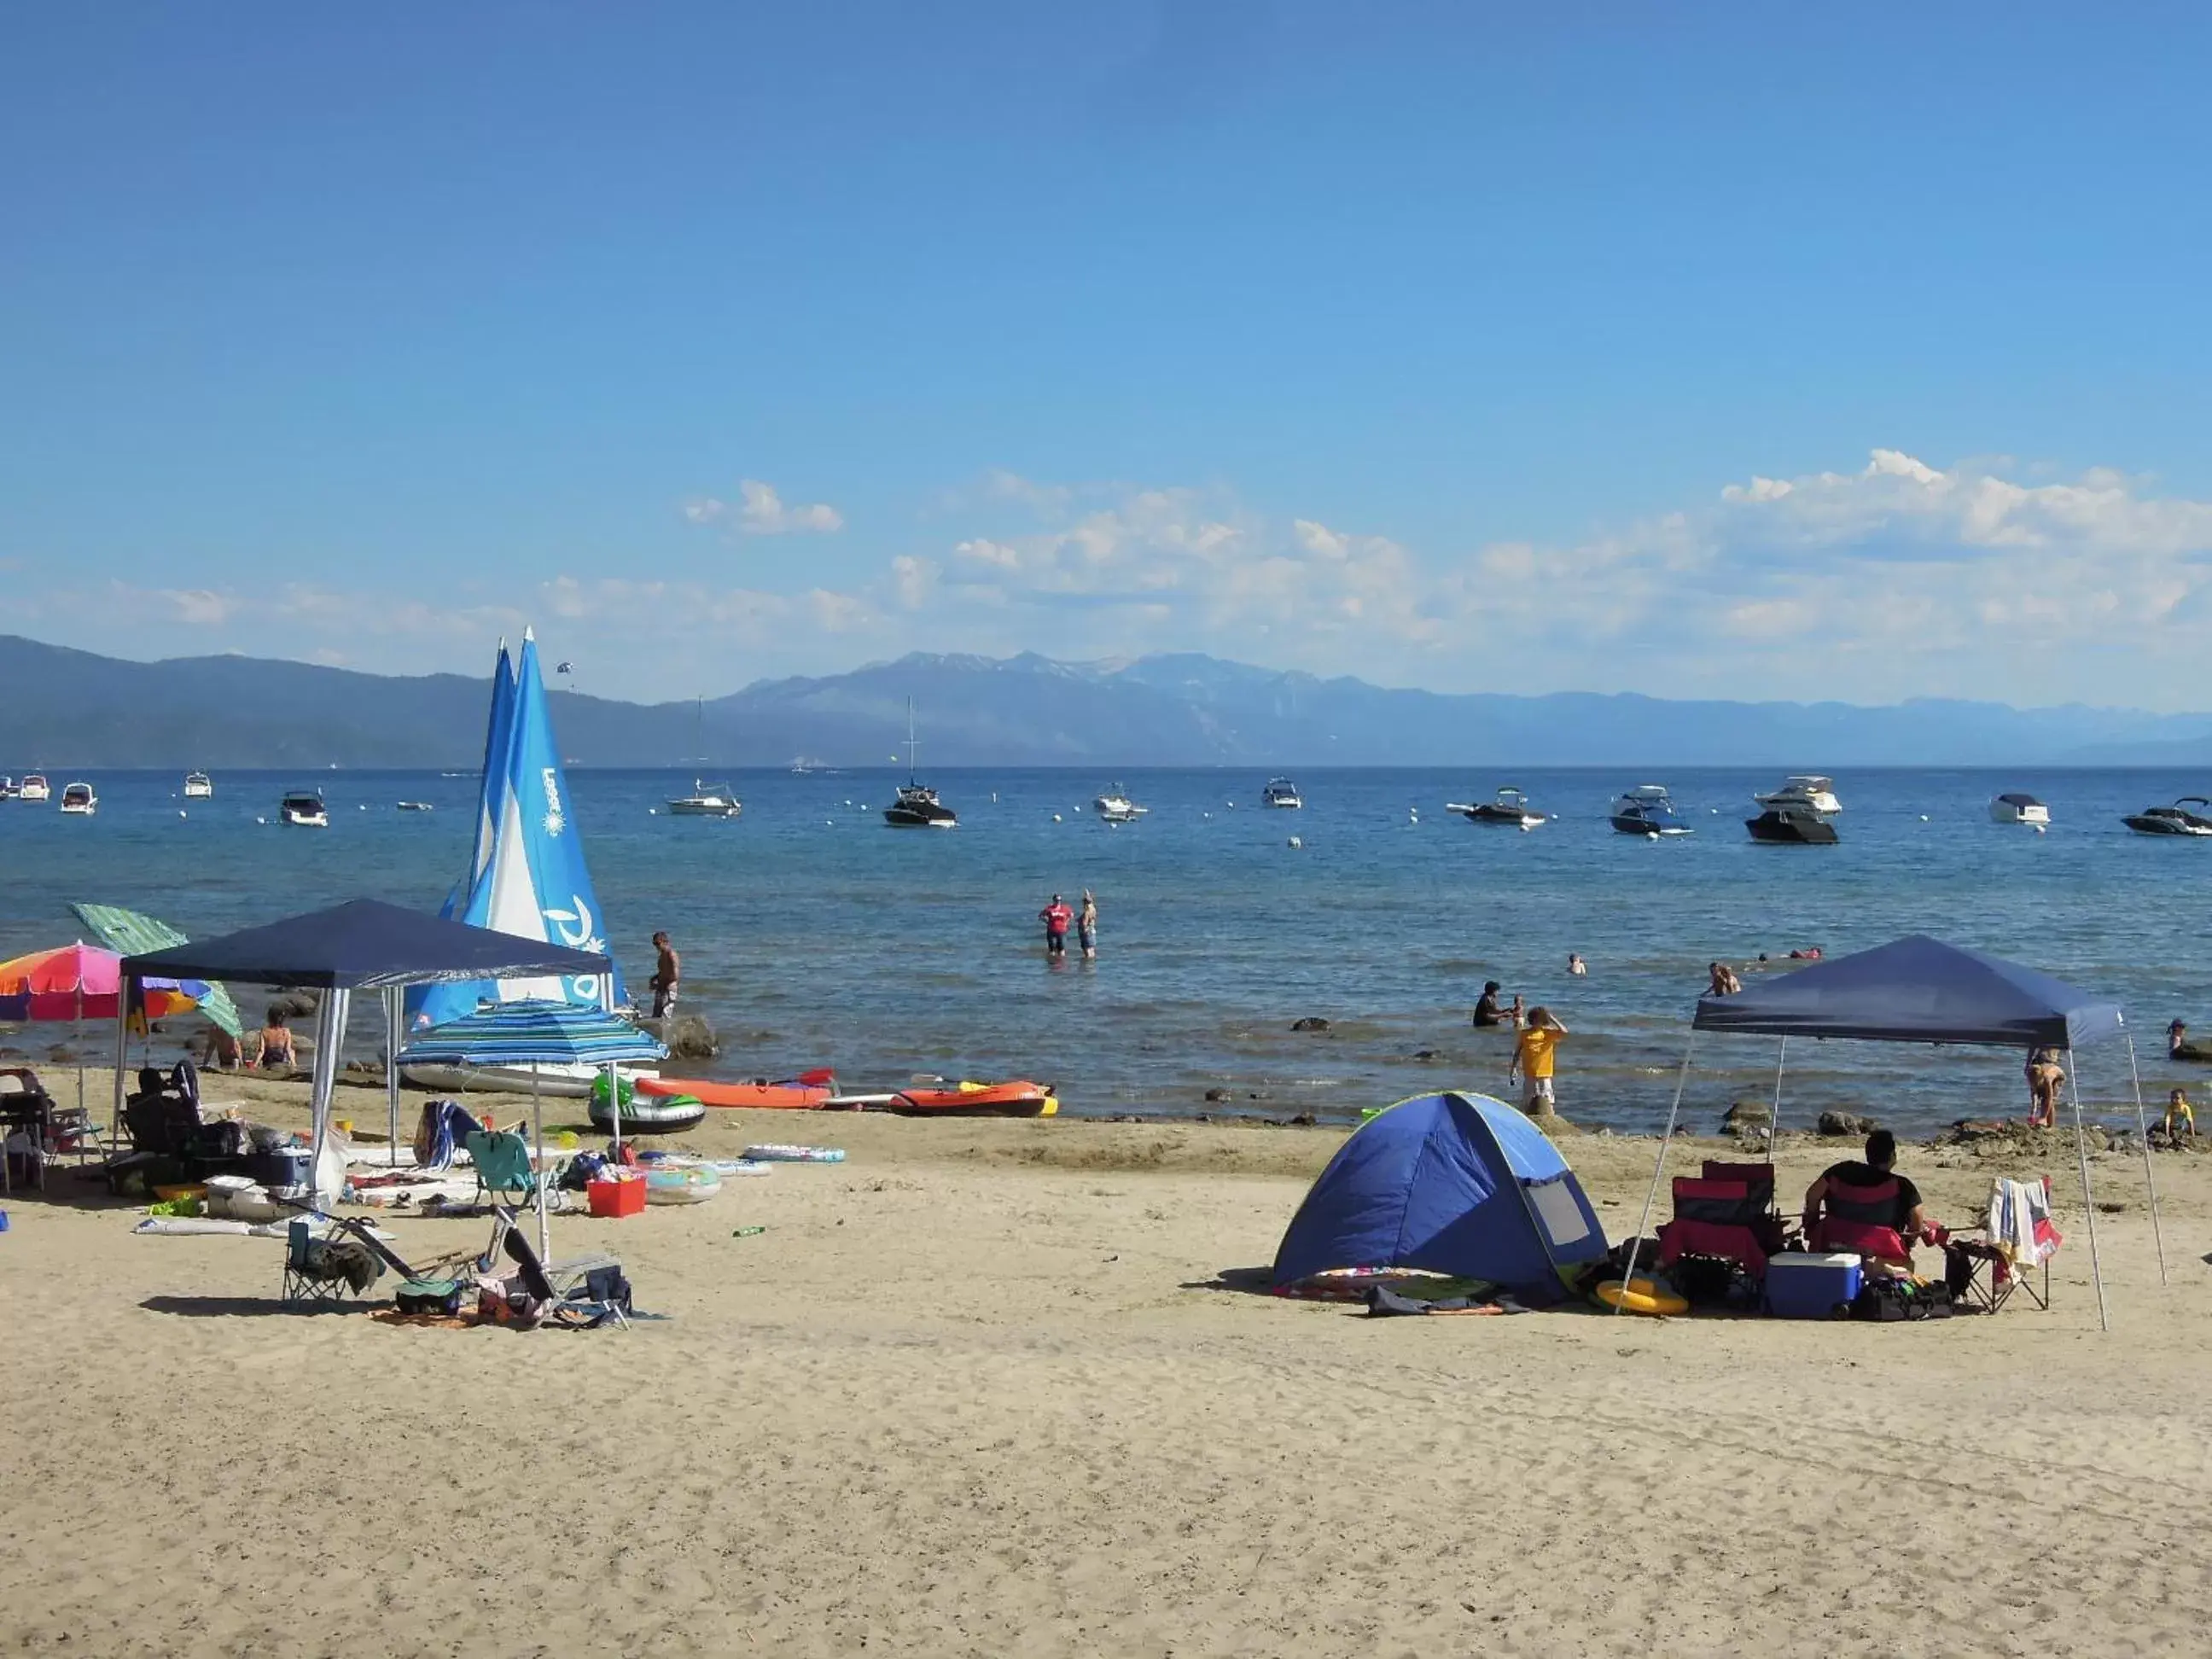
405, 632, 629, 1060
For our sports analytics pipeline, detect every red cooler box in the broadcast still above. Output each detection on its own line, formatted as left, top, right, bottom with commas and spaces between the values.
1766, 1252, 1861, 1318
586, 1174, 647, 1219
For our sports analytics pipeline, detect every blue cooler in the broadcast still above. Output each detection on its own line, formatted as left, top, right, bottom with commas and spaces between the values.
1766, 1252, 1861, 1318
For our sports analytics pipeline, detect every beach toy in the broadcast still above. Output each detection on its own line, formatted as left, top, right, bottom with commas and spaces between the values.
742, 1144, 846, 1164
1597, 1278, 1689, 1317
643, 1165, 723, 1205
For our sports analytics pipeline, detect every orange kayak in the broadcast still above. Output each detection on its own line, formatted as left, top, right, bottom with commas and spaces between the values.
638, 1075, 834, 1110
886, 1080, 1057, 1118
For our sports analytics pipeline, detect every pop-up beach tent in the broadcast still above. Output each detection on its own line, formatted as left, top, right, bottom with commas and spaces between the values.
1272, 1091, 1609, 1304
1625, 934, 2166, 1330
119, 899, 614, 1198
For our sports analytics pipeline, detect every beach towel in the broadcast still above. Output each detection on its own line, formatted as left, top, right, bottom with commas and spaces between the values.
1988, 1178, 2061, 1265
412, 1099, 481, 1172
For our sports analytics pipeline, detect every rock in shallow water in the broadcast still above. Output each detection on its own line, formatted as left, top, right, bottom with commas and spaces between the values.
1289, 1016, 1331, 1033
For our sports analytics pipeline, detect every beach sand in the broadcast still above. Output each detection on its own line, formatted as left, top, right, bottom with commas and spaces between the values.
4, 1074, 2209, 1657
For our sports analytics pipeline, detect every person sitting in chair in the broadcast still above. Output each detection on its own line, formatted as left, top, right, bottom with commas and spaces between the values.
1803, 1130, 1927, 1272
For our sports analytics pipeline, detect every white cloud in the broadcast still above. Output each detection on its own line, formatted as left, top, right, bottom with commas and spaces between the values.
684, 479, 844, 536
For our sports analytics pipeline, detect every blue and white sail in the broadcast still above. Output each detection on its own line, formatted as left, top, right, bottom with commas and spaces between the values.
408, 632, 626, 1029
462, 640, 517, 899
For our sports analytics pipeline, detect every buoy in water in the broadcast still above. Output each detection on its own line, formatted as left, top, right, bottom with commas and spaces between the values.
1288, 835, 1303, 849
178, 810, 187, 818
1052, 813, 1062, 823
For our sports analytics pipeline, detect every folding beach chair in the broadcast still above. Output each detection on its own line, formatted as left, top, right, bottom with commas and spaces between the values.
1656, 1161, 1790, 1281
486, 1208, 631, 1330
281, 1217, 385, 1307
1948, 1177, 2060, 1313
465, 1128, 553, 1211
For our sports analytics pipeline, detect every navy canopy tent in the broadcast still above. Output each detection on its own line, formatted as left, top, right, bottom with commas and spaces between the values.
1690, 935, 2126, 1051
119, 899, 615, 1192
123, 898, 608, 990
1629, 934, 2163, 1330
1272, 1091, 1608, 1304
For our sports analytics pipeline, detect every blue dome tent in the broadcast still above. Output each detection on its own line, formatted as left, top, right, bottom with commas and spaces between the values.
1272, 1091, 1608, 1304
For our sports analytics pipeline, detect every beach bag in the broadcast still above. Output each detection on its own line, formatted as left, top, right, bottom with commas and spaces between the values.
396, 1278, 465, 1316
583, 1264, 632, 1316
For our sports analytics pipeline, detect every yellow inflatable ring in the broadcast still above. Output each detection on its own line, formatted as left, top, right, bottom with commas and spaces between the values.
1597, 1277, 1690, 1317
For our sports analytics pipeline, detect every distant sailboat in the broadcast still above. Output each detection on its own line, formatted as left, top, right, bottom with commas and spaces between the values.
404, 632, 643, 1095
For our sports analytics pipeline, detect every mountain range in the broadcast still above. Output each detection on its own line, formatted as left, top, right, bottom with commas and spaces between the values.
5, 633, 2212, 769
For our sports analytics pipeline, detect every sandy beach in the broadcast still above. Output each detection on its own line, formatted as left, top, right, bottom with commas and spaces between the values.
4, 1074, 2209, 1658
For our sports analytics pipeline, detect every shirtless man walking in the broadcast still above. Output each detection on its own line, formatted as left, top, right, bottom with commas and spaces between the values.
650, 931, 681, 1019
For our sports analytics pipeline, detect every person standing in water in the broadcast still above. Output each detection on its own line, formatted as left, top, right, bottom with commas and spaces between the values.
1039, 894, 1074, 958
1078, 890, 1098, 959
1507, 1005, 1569, 1117
649, 931, 681, 1019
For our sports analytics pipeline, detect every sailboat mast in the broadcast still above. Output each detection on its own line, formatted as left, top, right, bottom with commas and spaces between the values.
906, 696, 918, 783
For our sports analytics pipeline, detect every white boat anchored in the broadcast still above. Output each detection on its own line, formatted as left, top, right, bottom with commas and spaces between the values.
1755, 775, 1842, 817
58, 781, 96, 816
19, 774, 50, 803
1094, 784, 1149, 824
1260, 777, 1303, 810
280, 789, 329, 828
667, 780, 742, 818
183, 771, 213, 800
1989, 793, 2051, 828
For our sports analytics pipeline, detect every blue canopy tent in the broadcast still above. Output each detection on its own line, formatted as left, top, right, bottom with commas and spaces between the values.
1272, 1091, 1609, 1304
122, 899, 614, 1198
1627, 935, 2164, 1330
399, 1001, 667, 1257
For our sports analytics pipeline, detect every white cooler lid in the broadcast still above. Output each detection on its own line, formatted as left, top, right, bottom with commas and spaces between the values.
1768, 1252, 1861, 1270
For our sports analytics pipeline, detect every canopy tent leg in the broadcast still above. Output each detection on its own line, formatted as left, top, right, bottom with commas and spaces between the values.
2122, 1032, 2168, 1286
599, 977, 621, 1155
2061, 1048, 2110, 1333
1616, 1030, 1699, 1313
307, 989, 351, 1202
383, 987, 404, 1169
1769, 1036, 1787, 1153
111, 997, 130, 1143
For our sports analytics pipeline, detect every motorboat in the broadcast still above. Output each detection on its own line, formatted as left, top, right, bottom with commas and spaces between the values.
58, 782, 96, 816
1447, 787, 1548, 829
2122, 798, 2212, 837
1094, 784, 1149, 824
1755, 775, 1842, 816
183, 771, 213, 800
0, 777, 15, 800
1610, 784, 1693, 836
884, 782, 958, 828
279, 789, 329, 828
397, 800, 434, 812
884, 698, 957, 827
1746, 807, 1838, 844
666, 780, 742, 818
1989, 793, 2050, 828
19, 774, 50, 803
1260, 777, 1303, 809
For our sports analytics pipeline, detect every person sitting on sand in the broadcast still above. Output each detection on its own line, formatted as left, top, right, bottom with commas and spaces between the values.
1472, 981, 1507, 1027
196, 1026, 243, 1072
2024, 1047, 2064, 1129
2163, 1087, 2197, 1145
1708, 962, 1742, 997
1507, 1006, 1568, 1117
1804, 1131, 1926, 1270
255, 1010, 297, 1071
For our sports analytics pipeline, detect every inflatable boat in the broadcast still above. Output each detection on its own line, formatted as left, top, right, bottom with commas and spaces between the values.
637, 1073, 835, 1110
643, 1164, 724, 1205
885, 1080, 1058, 1118
588, 1089, 707, 1136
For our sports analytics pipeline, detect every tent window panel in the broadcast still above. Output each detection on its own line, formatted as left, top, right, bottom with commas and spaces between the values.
1526, 1177, 1590, 1246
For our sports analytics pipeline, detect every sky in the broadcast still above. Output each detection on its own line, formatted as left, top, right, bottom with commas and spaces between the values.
4, 3, 2212, 707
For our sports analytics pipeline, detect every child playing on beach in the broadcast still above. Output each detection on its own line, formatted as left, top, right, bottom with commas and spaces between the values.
2164, 1087, 2197, 1145
2024, 1048, 2064, 1129
1507, 1006, 1568, 1116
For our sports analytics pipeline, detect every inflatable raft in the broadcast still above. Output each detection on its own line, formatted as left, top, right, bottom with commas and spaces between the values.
587, 1090, 706, 1136
743, 1144, 847, 1163
885, 1080, 1057, 1118
637, 1073, 835, 1110
643, 1164, 724, 1205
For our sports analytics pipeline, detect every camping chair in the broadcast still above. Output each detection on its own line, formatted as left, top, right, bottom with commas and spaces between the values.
1806, 1175, 1914, 1270
281, 1216, 387, 1307
485, 1208, 630, 1330
1947, 1177, 2060, 1313
465, 1128, 555, 1211
1656, 1163, 1790, 1280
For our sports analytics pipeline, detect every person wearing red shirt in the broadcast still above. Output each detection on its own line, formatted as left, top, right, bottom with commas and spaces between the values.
1039, 894, 1074, 957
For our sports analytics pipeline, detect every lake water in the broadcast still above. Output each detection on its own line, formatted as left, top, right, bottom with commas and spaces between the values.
1, 766, 2202, 1133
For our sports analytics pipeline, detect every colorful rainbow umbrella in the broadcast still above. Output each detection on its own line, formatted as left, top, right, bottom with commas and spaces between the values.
0, 942, 205, 1024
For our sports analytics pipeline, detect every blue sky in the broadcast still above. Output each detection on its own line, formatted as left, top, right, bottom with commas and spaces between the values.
5, 4, 2211, 706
